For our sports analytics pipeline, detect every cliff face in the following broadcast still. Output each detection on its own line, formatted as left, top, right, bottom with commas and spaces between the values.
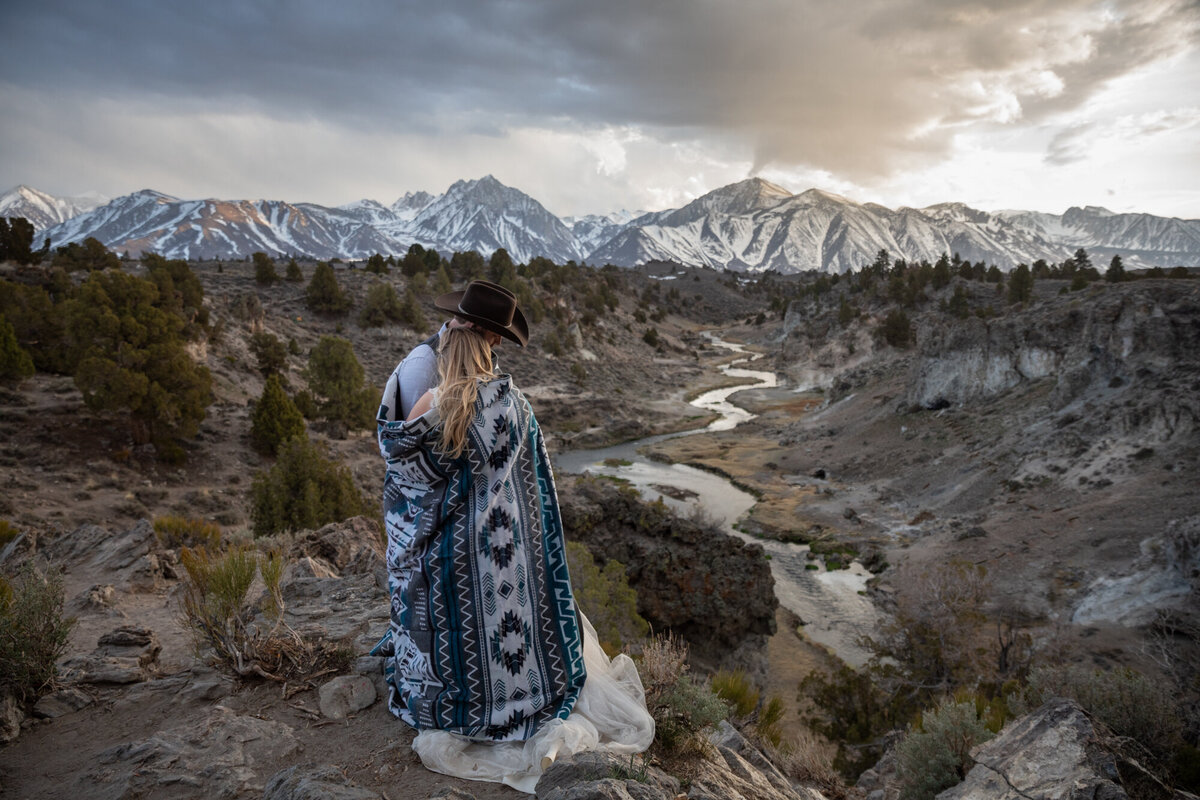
558, 477, 778, 676
909, 282, 1200, 444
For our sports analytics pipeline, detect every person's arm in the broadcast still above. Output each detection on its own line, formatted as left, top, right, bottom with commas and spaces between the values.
406, 390, 434, 421
397, 346, 438, 418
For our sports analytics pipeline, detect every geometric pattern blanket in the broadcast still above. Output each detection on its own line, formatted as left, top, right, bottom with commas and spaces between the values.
376, 375, 586, 741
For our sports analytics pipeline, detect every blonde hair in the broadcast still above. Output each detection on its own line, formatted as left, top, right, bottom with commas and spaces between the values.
436, 327, 497, 458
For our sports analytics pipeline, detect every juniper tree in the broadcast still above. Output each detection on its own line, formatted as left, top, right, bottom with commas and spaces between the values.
1106, 254, 1126, 283
304, 262, 350, 314
0, 314, 35, 381
303, 336, 376, 430
250, 436, 369, 537
250, 374, 306, 456
253, 251, 279, 285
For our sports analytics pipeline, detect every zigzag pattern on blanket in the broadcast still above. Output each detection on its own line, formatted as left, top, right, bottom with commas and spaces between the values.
378, 375, 586, 741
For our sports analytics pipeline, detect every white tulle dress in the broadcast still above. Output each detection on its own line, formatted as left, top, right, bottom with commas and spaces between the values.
410, 613, 656, 794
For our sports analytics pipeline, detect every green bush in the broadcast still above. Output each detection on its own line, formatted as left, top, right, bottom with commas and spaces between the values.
304, 261, 350, 314
250, 374, 306, 455
52, 237, 119, 271
153, 515, 222, 549
878, 308, 913, 348
64, 269, 214, 459
249, 331, 288, 379
638, 633, 730, 755
358, 282, 404, 328
0, 280, 72, 373
285, 258, 303, 282
895, 699, 994, 800
0, 564, 75, 703
712, 669, 760, 718
250, 436, 370, 537
0, 314, 34, 382
253, 251, 279, 285
565, 540, 649, 655
303, 336, 376, 430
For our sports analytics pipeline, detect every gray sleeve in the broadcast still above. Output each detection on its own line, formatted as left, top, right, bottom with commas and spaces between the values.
397, 344, 438, 419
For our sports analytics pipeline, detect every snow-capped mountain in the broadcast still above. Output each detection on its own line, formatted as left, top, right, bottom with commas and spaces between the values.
401, 176, 587, 264
0, 185, 108, 231
30, 176, 1200, 271
564, 209, 647, 255
46, 190, 397, 261
996, 206, 1200, 263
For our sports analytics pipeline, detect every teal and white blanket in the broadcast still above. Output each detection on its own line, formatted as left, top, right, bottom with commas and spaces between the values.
377, 376, 586, 742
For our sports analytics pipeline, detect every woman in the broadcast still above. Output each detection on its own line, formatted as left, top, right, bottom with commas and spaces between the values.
377, 292, 652, 792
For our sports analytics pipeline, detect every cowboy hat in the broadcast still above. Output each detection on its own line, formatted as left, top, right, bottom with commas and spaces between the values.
434, 280, 529, 347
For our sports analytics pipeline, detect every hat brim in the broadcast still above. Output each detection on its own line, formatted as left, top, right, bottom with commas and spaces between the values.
434, 291, 529, 347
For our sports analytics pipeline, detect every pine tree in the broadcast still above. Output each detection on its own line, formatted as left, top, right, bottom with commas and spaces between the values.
253, 252, 279, 285
1007, 263, 1033, 304
358, 282, 404, 327
250, 436, 369, 537
285, 258, 303, 282
0, 314, 35, 381
1105, 255, 1126, 283
303, 336, 376, 429
250, 374, 306, 456
305, 262, 350, 314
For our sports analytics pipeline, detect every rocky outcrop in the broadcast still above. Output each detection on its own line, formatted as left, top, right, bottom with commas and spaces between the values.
263, 764, 384, 800
908, 283, 1200, 441
937, 698, 1127, 800
91, 705, 298, 798
558, 477, 777, 676
44, 519, 165, 592
535, 723, 830, 800
59, 625, 162, 685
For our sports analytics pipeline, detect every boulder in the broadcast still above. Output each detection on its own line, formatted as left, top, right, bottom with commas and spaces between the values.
45, 520, 164, 592
1, 691, 24, 743
280, 572, 389, 651
937, 698, 1127, 800
536, 750, 680, 800
292, 516, 385, 580
263, 764, 383, 800
91, 705, 297, 798
59, 625, 161, 684
32, 687, 93, 718
318, 674, 377, 719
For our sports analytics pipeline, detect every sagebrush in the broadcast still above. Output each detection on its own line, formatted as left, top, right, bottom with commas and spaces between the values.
0, 564, 75, 703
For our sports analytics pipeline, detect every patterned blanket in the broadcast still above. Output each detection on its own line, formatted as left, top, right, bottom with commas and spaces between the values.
376, 376, 586, 741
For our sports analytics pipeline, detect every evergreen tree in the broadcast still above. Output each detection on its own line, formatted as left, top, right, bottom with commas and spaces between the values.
285, 258, 303, 282
947, 285, 970, 319
144, 254, 210, 338
250, 374, 306, 456
364, 253, 388, 274
253, 251, 279, 285
450, 250, 486, 281
303, 336, 376, 429
401, 244, 427, 277
52, 237, 120, 271
432, 264, 453, 295
63, 270, 213, 459
358, 282, 404, 327
931, 254, 952, 290
0, 280, 71, 373
879, 308, 914, 348
401, 288, 428, 332
304, 262, 351, 314
250, 436, 369, 537
1106, 254, 1126, 283
0, 217, 36, 265
250, 331, 288, 379
1007, 263, 1033, 304
0, 314, 35, 381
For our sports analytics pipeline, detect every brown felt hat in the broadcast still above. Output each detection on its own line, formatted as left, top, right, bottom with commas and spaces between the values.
434, 280, 529, 347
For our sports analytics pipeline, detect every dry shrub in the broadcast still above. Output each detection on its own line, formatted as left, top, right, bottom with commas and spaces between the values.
771, 729, 845, 798
153, 515, 221, 549
178, 545, 347, 682
712, 669, 760, 718
0, 564, 75, 703
638, 633, 729, 755
895, 698, 994, 800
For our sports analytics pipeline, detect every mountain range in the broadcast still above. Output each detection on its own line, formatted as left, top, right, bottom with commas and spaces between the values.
4, 177, 1199, 273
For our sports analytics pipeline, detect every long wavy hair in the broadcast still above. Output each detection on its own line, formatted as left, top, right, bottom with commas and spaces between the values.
436, 327, 497, 458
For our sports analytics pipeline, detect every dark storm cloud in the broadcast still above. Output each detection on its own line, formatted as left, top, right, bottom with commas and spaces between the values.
2, 0, 1197, 181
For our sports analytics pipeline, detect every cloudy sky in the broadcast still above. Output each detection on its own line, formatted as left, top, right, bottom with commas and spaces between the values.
2, 0, 1198, 218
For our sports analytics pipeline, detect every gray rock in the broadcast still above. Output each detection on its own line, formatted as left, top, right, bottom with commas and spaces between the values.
536, 751, 680, 800
263, 764, 383, 800
32, 687, 93, 718
709, 721, 794, 794
427, 790, 480, 800
318, 674, 377, 719
45, 520, 164, 592
92, 705, 297, 798
180, 668, 233, 703
354, 656, 384, 675
59, 654, 150, 684
281, 572, 389, 651
1, 692, 24, 743
936, 697, 1127, 800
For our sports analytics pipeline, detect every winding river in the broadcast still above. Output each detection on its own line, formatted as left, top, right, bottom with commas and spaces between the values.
556, 334, 880, 667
